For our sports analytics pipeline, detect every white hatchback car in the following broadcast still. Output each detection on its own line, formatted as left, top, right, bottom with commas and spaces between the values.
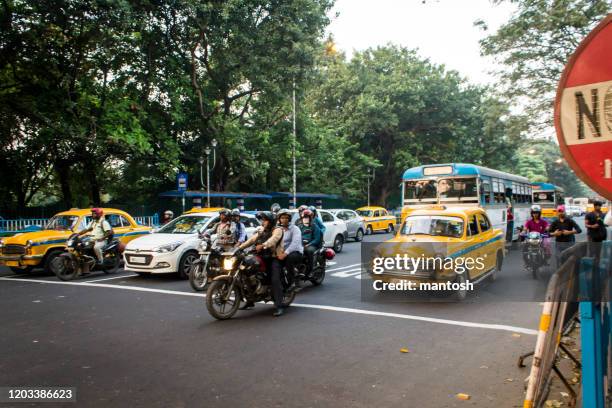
123, 211, 260, 278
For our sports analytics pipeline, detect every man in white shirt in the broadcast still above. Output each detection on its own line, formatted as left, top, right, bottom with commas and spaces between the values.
78, 208, 112, 263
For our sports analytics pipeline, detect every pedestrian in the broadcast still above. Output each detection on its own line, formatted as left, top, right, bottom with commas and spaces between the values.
549, 205, 582, 266
585, 200, 607, 242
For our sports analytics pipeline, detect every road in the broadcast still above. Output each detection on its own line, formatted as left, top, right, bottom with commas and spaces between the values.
0, 223, 589, 408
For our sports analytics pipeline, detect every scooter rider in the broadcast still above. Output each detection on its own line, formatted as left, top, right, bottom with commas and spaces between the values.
298, 209, 322, 275
78, 208, 112, 264
273, 209, 303, 291
231, 208, 247, 244
521, 204, 551, 265
237, 211, 284, 315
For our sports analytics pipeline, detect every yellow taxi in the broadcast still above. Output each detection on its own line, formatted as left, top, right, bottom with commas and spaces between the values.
369, 206, 505, 300
0, 208, 151, 274
183, 207, 225, 214
355, 206, 397, 235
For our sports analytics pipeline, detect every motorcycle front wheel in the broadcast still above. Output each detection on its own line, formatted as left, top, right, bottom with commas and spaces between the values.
206, 280, 241, 320
189, 263, 207, 292
102, 253, 120, 274
52, 256, 79, 281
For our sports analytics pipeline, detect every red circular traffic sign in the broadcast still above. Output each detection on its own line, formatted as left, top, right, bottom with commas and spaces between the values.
555, 14, 612, 200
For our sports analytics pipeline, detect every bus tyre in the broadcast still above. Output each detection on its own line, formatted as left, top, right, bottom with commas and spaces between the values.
366, 225, 373, 235
454, 271, 468, 301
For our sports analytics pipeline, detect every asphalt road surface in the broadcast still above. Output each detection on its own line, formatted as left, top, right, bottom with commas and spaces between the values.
0, 221, 590, 408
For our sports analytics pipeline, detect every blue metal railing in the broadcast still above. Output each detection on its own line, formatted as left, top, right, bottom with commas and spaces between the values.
0, 214, 160, 235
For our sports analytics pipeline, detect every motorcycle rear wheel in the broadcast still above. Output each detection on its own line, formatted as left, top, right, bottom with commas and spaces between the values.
310, 265, 326, 286
102, 253, 120, 274
52, 256, 79, 281
189, 263, 207, 292
206, 280, 241, 320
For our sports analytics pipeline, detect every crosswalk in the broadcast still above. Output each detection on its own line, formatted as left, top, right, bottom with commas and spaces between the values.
327, 263, 364, 279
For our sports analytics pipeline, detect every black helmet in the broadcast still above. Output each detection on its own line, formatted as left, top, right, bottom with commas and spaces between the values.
219, 208, 231, 217
308, 205, 317, 215
277, 209, 292, 221
231, 208, 240, 216
271, 203, 281, 214
594, 200, 603, 207
256, 211, 275, 223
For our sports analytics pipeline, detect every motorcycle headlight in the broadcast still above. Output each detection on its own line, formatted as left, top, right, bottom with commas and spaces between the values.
154, 242, 183, 253
528, 238, 541, 245
198, 240, 209, 251
223, 257, 236, 271
66, 239, 74, 246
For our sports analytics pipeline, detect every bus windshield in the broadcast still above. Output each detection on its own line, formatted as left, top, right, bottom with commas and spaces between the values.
404, 180, 437, 201
437, 177, 478, 200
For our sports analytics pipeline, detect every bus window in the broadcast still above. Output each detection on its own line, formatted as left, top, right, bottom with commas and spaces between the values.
404, 180, 437, 201
480, 181, 492, 204
438, 178, 478, 201
533, 191, 554, 204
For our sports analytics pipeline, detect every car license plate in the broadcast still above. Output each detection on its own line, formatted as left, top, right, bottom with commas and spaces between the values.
130, 256, 146, 264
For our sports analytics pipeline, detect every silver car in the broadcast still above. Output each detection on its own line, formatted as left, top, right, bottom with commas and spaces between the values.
328, 209, 366, 242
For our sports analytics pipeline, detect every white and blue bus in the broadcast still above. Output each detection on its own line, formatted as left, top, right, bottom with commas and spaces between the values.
400, 163, 533, 241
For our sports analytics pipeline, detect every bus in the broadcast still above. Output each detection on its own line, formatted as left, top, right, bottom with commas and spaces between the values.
531, 182, 565, 221
401, 163, 533, 241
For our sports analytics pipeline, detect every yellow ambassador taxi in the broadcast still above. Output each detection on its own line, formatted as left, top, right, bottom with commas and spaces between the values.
355, 206, 397, 235
183, 207, 225, 214
369, 206, 505, 300
0, 208, 151, 274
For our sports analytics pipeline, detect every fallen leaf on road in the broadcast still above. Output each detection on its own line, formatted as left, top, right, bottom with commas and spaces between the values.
512, 333, 521, 338
545, 400, 562, 407
400, 348, 410, 353
479, 365, 488, 369
571, 377, 579, 384
560, 392, 569, 398
456, 393, 470, 400
504, 378, 513, 382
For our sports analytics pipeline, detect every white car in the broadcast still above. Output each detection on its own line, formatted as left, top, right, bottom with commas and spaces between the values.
123, 211, 260, 278
327, 209, 366, 242
287, 209, 348, 253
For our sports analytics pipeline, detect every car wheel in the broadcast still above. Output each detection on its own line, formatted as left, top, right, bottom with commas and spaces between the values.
453, 271, 468, 301
178, 251, 198, 280
491, 251, 503, 282
44, 250, 64, 275
333, 235, 344, 253
366, 225, 373, 235
387, 224, 394, 233
354, 229, 364, 242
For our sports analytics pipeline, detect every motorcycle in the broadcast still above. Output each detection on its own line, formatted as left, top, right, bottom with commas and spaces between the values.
189, 233, 225, 292
522, 231, 549, 279
205, 248, 296, 320
293, 246, 335, 288
51, 233, 121, 281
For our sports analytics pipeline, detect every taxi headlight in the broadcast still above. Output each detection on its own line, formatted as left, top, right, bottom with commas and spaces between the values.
223, 257, 236, 271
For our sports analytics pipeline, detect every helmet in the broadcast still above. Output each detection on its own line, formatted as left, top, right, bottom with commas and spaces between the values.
557, 205, 566, 213
91, 208, 104, 217
231, 208, 240, 216
256, 211, 275, 223
593, 200, 603, 207
271, 203, 281, 214
219, 208, 231, 217
164, 210, 174, 217
302, 209, 314, 218
530, 205, 541, 213
308, 205, 317, 215
298, 205, 308, 213
277, 209, 292, 221
323, 248, 336, 260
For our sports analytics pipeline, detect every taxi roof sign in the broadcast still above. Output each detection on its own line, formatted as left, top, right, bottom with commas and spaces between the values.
555, 14, 612, 200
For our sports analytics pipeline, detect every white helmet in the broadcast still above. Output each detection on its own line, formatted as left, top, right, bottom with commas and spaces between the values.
530, 205, 541, 213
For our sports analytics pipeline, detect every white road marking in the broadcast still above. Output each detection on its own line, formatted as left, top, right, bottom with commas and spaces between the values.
0, 277, 536, 335
82, 274, 139, 283
327, 263, 362, 272
331, 268, 362, 278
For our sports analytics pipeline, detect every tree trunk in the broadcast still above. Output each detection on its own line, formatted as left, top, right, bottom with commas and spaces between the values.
84, 162, 101, 205
54, 160, 73, 208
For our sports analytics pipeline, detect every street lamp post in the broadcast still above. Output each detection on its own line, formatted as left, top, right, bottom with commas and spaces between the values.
198, 156, 205, 189
205, 147, 211, 208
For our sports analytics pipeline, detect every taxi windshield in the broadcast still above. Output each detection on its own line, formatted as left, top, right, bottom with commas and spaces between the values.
401, 215, 464, 238
356, 210, 374, 217
158, 215, 211, 234
45, 215, 82, 231
404, 180, 437, 200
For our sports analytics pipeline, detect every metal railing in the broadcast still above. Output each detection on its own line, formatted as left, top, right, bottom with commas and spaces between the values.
133, 214, 160, 227
0, 218, 48, 232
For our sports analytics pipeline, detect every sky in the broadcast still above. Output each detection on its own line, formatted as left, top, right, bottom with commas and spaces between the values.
326, 0, 518, 86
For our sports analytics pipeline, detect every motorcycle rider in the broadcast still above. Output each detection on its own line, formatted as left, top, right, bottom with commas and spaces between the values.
298, 209, 322, 275
273, 209, 303, 291
308, 206, 326, 235
521, 204, 551, 266
231, 208, 247, 244
270, 203, 281, 218
237, 211, 285, 316
202, 209, 237, 250
161, 210, 174, 225
77, 208, 112, 264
